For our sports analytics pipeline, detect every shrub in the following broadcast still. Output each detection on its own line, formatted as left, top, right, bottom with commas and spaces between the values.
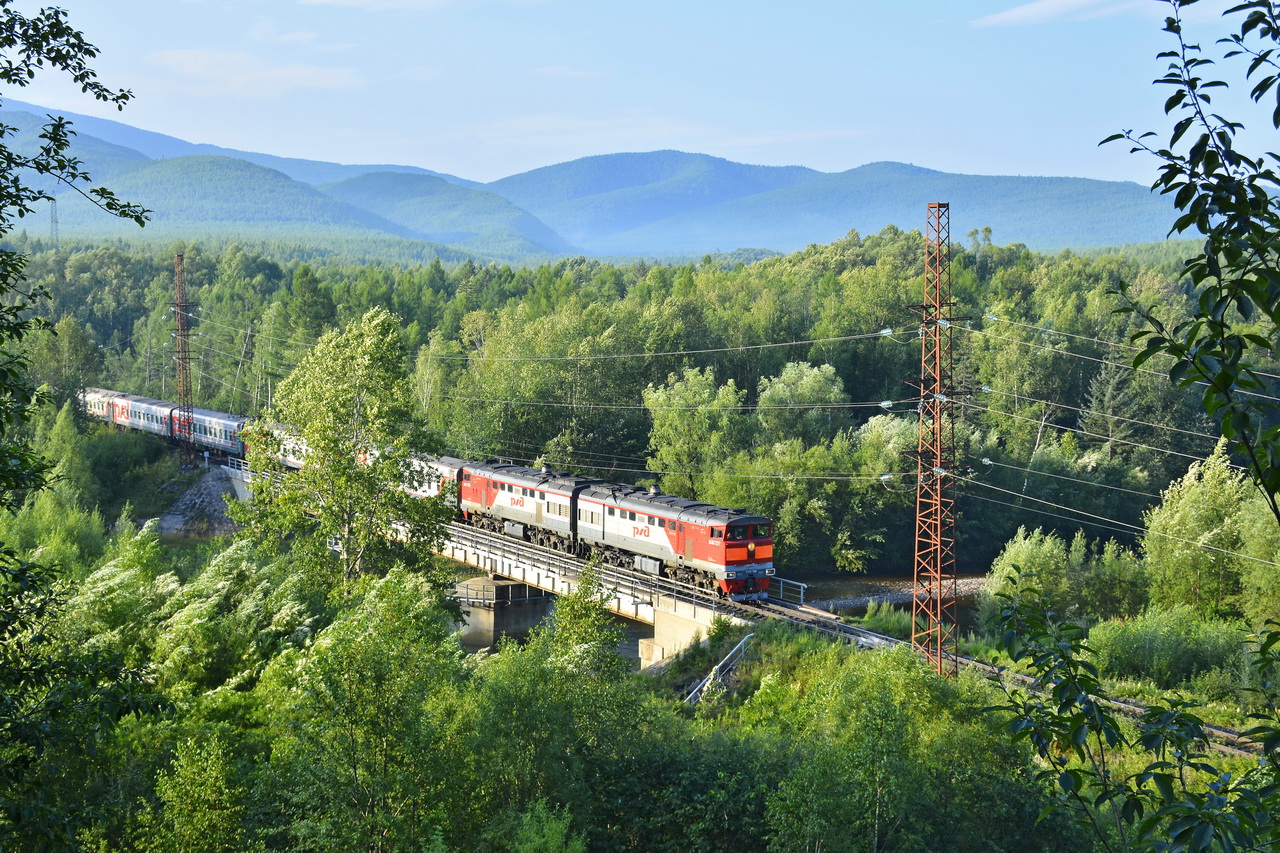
1088, 607, 1245, 689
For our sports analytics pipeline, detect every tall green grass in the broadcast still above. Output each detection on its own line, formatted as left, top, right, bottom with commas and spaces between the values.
1088, 607, 1245, 689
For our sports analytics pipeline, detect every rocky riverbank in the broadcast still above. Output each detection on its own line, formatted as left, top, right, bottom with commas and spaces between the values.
808, 576, 987, 612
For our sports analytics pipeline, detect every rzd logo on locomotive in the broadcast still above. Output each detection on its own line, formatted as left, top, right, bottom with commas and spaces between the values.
632, 526, 649, 537
510, 496, 525, 508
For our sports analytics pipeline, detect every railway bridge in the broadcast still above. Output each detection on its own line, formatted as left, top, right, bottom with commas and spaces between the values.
227, 459, 812, 666
440, 520, 809, 666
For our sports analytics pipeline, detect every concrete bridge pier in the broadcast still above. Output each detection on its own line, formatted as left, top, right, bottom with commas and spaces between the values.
638, 593, 741, 669
455, 577, 554, 651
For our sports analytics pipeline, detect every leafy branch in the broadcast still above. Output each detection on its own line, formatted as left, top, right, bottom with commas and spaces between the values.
1104, 0, 1280, 526
992, 576, 1280, 850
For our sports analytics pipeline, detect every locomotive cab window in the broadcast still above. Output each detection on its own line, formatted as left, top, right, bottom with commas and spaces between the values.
711, 528, 723, 539
753, 524, 772, 538
658, 519, 666, 529
607, 507, 615, 517
727, 526, 747, 541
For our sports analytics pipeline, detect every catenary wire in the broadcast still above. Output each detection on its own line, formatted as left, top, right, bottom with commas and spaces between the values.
986, 313, 1280, 382
959, 324, 1280, 404
439, 393, 917, 413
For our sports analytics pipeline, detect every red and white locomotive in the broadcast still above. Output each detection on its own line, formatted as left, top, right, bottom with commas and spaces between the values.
420, 459, 775, 600
82, 388, 776, 601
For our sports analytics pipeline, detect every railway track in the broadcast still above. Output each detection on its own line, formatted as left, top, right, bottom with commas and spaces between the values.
446, 522, 1260, 757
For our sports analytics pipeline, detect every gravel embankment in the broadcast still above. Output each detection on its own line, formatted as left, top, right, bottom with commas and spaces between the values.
155, 464, 240, 537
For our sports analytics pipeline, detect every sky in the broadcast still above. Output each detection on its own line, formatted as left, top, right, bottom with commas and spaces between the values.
7, 0, 1264, 184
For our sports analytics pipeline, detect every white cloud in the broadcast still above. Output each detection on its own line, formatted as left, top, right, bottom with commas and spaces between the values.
972, 0, 1142, 27
145, 49, 361, 98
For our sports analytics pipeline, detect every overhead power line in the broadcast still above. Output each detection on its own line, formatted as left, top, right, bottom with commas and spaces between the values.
977, 457, 1163, 499
960, 324, 1280, 405
439, 392, 916, 413
975, 386, 1220, 443
957, 474, 1280, 570
421, 329, 896, 363
961, 400, 1234, 467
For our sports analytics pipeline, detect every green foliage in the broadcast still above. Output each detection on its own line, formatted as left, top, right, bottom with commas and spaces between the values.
507, 800, 587, 853
1143, 446, 1249, 619
993, 574, 1280, 851
1108, 0, 1280, 527
235, 307, 455, 598
262, 569, 461, 851
981, 526, 1148, 628
1089, 607, 1246, 689
0, 5, 159, 846
854, 600, 914, 640
136, 737, 261, 853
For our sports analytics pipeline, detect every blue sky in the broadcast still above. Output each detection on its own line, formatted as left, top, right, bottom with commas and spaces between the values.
10, 0, 1259, 184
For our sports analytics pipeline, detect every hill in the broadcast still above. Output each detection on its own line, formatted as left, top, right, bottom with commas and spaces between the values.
2, 101, 1180, 258
485, 150, 824, 246
580, 161, 1177, 254
54, 155, 426, 241
318, 172, 574, 257
3, 98, 478, 187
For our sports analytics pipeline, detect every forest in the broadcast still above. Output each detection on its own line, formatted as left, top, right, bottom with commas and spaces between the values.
4, 221, 1280, 849
8, 0, 1280, 847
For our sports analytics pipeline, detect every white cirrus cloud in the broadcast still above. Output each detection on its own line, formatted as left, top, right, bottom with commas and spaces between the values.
145, 49, 360, 98
972, 0, 1143, 27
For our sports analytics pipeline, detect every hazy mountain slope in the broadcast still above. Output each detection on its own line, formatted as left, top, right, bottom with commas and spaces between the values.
319, 172, 574, 256
585, 162, 1175, 254
2, 109, 151, 181
486, 150, 824, 244
2, 99, 479, 188
54, 155, 422, 240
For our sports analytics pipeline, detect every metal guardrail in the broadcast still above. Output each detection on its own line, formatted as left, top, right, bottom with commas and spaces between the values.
769, 576, 807, 606
454, 580, 555, 607
685, 633, 754, 705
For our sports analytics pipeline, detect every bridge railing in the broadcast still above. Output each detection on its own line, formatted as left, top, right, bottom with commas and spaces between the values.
769, 576, 807, 606
685, 632, 754, 705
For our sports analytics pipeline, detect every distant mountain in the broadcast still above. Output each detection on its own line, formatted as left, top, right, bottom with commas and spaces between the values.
0, 100, 1180, 258
486, 150, 825, 245
54, 155, 426, 241
3, 98, 479, 188
581, 161, 1177, 254
319, 172, 574, 256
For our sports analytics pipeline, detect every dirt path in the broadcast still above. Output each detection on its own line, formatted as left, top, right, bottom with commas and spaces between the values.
155, 464, 241, 538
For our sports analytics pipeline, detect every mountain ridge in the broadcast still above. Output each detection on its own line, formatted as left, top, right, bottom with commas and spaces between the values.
1, 100, 1176, 259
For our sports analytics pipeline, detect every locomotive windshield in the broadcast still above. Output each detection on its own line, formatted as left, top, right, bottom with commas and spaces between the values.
752, 523, 772, 539
726, 525, 748, 541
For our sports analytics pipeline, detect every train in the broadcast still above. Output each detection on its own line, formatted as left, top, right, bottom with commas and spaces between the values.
80, 387, 776, 600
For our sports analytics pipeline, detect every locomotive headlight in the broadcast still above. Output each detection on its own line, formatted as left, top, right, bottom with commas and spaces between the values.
726, 572, 736, 579
765, 568, 775, 576
748, 542, 756, 554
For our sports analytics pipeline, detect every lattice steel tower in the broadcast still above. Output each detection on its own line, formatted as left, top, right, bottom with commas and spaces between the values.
912, 203, 959, 676
171, 253, 195, 451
